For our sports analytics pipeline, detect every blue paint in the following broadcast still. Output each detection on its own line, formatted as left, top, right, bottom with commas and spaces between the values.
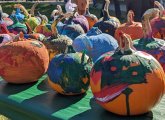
73, 27, 118, 62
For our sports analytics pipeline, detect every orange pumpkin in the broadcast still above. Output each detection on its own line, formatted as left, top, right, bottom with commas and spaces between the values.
84, 8, 98, 29
74, 0, 89, 15
115, 10, 143, 41
0, 34, 49, 84
90, 32, 165, 116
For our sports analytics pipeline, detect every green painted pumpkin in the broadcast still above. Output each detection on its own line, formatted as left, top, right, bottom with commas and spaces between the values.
14, 3, 41, 31
47, 46, 93, 95
90, 32, 165, 116
133, 8, 165, 71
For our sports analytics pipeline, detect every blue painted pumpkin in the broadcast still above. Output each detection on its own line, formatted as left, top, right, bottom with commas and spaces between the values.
73, 27, 118, 62
60, 17, 85, 40
94, 0, 120, 36
14, 8, 25, 22
56, 12, 85, 40
8, 14, 27, 34
47, 46, 93, 95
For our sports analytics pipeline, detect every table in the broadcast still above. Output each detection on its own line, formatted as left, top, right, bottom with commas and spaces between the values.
0, 75, 165, 120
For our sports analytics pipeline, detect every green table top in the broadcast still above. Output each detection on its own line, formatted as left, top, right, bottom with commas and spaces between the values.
0, 75, 165, 120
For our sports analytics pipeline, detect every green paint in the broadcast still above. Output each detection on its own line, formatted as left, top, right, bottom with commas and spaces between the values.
93, 53, 156, 89
8, 75, 48, 103
0, 77, 3, 81
30, 41, 43, 48
133, 38, 165, 50
8, 15, 27, 30
49, 52, 93, 94
52, 90, 93, 120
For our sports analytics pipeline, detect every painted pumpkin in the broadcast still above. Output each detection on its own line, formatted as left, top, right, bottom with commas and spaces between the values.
115, 10, 143, 41
34, 12, 52, 37
133, 8, 165, 71
8, 14, 28, 34
90, 32, 165, 116
73, 27, 118, 62
47, 46, 93, 95
0, 17, 15, 46
150, 1, 165, 39
17, 18, 46, 41
24, 33, 45, 41
14, 8, 25, 22
65, 12, 89, 33
94, 0, 120, 37
74, 0, 89, 15
0, 9, 15, 45
84, 8, 98, 29
59, 11, 85, 40
72, 15, 89, 33
0, 34, 13, 47
0, 36, 49, 84
14, 3, 41, 31
43, 14, 73, 60
0, 9, 13, 27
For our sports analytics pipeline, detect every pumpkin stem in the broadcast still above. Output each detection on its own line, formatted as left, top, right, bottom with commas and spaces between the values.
81, 50, 86, 64
0, 5, 3, 14
103, 0, 110, 21
25, 22, 33, 34
14, 4, 30, 18
127, 10, 134, 25
57, 5, 63, 15
85, 8, 90, 16
154, 1, 164, 18
37, 11, 47, 25
14, 32, 25, 41
51, 13, 73, 37
119, 31, 136, 54
30, 2, 39, 17
67, 9, 77, 24
142, 8, 160, 39
0, 9, 3, 21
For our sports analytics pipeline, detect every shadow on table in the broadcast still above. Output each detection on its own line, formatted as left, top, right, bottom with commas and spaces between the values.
0, 80, 37, 95
21, 79, 86, 115
70, 98, 153, 120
